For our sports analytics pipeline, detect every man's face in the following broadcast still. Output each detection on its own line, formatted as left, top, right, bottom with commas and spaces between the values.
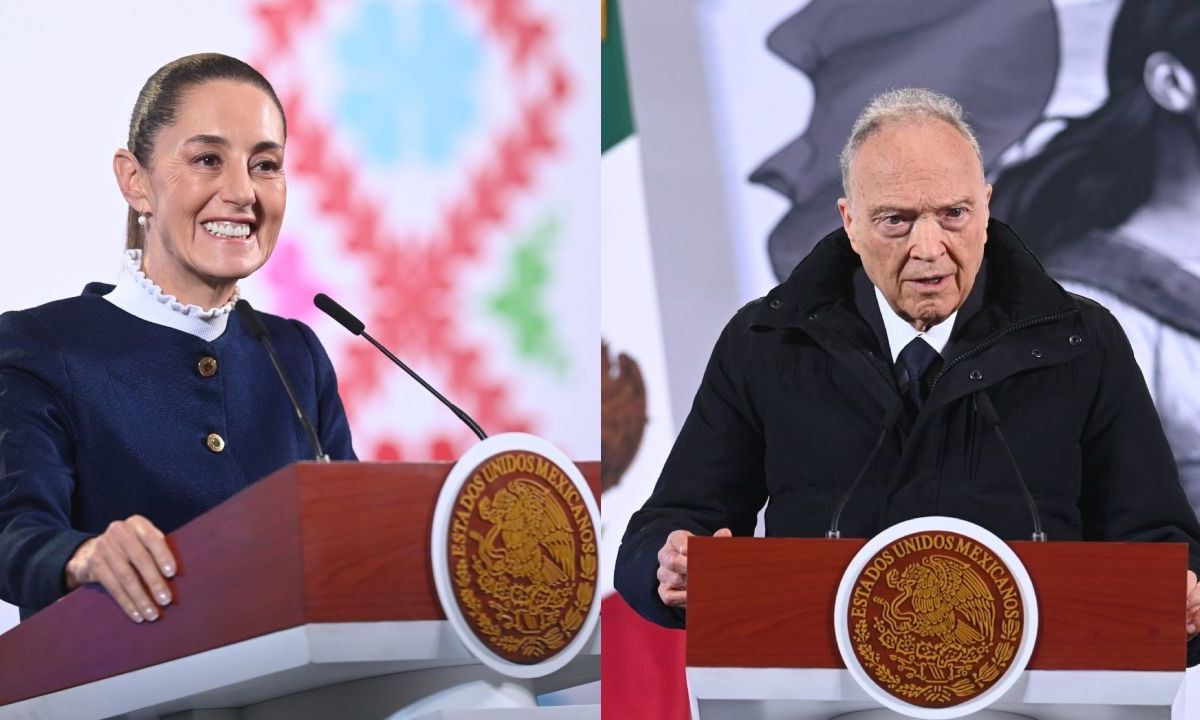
837, 119, 991, 332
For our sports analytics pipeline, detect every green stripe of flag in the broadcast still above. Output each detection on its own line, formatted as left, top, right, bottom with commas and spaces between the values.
602, 0, 635, 153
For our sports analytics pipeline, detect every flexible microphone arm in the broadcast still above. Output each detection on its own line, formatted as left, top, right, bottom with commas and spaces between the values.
235, 300, 330, 462
975, 392, 1046, 542
313, 293, 487, 441
827, 397, 905, 539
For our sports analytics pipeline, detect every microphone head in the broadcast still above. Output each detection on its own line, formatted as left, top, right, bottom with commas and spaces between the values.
235, 299, 271, 341
314, 293, 365, 336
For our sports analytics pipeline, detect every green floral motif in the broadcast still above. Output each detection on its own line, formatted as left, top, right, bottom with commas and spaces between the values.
486, 215, 568, 373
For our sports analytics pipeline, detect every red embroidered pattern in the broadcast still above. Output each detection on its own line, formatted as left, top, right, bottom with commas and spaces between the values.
249, 0, 573, 459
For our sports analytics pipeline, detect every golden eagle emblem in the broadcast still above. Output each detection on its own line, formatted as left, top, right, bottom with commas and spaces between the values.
448, 451, 598, 663
884, 555, 995, 646
477, 478, 575, 589
848, 532, 1025, 708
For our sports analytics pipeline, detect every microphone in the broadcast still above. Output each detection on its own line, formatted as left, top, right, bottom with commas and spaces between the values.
313, 293, 487, 441
974, 392, 1045, 541
235, 299, 329, 462
827, 397, 905, 539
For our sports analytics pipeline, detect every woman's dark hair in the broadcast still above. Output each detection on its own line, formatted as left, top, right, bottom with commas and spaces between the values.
125, 53, 286, 250
990, 0, 1200, 258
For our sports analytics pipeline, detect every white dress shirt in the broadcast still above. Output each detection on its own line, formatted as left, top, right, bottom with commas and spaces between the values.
874, 285, 957, 362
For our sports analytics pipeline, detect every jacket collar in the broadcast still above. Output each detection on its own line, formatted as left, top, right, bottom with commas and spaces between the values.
753, 219, 1078, 335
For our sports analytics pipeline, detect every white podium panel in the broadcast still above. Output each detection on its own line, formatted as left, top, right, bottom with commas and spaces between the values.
688, 666, 1199, 720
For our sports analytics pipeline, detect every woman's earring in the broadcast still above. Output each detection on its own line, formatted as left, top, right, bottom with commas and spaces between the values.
137, 214, 148, 227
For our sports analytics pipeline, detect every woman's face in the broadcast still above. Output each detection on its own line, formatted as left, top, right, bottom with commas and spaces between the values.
140, 80, 286, 299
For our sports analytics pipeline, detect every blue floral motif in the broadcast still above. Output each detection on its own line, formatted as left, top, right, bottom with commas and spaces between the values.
337, 0, 481, 165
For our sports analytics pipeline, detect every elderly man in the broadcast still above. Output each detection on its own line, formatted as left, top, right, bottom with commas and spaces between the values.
614, 88, 1200, 642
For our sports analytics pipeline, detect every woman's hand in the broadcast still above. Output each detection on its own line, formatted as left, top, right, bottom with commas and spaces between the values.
64, 515, 177, 623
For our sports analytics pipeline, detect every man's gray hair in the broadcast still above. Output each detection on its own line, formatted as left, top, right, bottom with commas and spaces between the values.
839, 88, 984, 196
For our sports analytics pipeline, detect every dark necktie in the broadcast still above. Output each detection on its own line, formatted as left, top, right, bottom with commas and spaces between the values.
898, 337, 939, 410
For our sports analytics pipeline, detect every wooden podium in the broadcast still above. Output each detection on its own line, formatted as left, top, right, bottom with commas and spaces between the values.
687, 537, 1198, 719
0, 462, 600, 720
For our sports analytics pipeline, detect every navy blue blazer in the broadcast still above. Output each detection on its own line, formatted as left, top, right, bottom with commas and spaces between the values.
0, 284, 356, 618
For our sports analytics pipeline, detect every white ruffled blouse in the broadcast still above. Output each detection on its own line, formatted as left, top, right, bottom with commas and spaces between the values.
103, 249, 240, 342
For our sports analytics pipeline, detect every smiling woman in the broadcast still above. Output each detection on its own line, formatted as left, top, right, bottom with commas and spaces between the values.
116, 59, 288, 308
0, 53, 356, 625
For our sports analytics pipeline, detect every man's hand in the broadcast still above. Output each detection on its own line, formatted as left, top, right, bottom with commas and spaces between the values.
1188, 570, 1200, 639
656, 527, 733, 609
65, 515, 176, 624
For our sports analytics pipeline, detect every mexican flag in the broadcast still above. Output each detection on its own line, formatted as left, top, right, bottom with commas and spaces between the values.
601, 0, 689, 717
